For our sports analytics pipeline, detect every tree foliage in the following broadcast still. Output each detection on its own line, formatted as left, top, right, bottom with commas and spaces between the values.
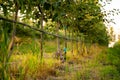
0, 0, 110, 45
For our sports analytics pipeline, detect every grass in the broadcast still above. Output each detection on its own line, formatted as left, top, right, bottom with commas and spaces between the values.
9, 53, 60, 79
1, 35, 120, 80
64, 43, 120, 80
99, 65, 120, 80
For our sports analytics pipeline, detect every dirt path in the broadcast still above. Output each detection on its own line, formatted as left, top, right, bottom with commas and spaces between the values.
46, 52, 99, 80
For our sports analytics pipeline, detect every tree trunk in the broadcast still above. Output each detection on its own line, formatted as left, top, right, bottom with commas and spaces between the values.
64, 27, 67, 61
8, 2, 18, 59
55, 22, 62, 60
38, 5, 44, 61
76, 33, 79, 54
57, 23, 60, 53
5, 2, 18, 79
77, 39, 79, 54
40, 14, 44, 60
71, 31, 74, 55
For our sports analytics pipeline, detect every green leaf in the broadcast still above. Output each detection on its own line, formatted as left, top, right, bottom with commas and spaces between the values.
52, 13, 58, 21
43, 2, 51, 10
2, 4, 7, 16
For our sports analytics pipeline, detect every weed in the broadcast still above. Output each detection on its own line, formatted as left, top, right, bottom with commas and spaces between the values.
99, 65, 120, 80
76, 71, 82, 80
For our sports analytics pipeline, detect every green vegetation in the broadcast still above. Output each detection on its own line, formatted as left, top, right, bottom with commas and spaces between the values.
0, 0, 120, 80
0, 35, 120, 79
66, 42, 120, 80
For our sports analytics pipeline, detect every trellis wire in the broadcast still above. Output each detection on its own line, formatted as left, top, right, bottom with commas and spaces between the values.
0, 17, 80, 42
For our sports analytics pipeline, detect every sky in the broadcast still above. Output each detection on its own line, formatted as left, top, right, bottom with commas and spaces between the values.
100, 0, 120, 35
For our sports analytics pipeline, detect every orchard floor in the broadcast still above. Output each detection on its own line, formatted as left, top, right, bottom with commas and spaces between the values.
9, 42, 120, 80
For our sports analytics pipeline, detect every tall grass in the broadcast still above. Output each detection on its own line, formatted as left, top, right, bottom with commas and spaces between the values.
0, 21, 10, 79
2, 28, 119, 80
67, 43, 120, 80
9, 53, 60, 79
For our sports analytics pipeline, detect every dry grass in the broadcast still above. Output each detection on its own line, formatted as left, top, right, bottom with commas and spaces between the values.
8, 42, 108, 80
9, 53, 61, 80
